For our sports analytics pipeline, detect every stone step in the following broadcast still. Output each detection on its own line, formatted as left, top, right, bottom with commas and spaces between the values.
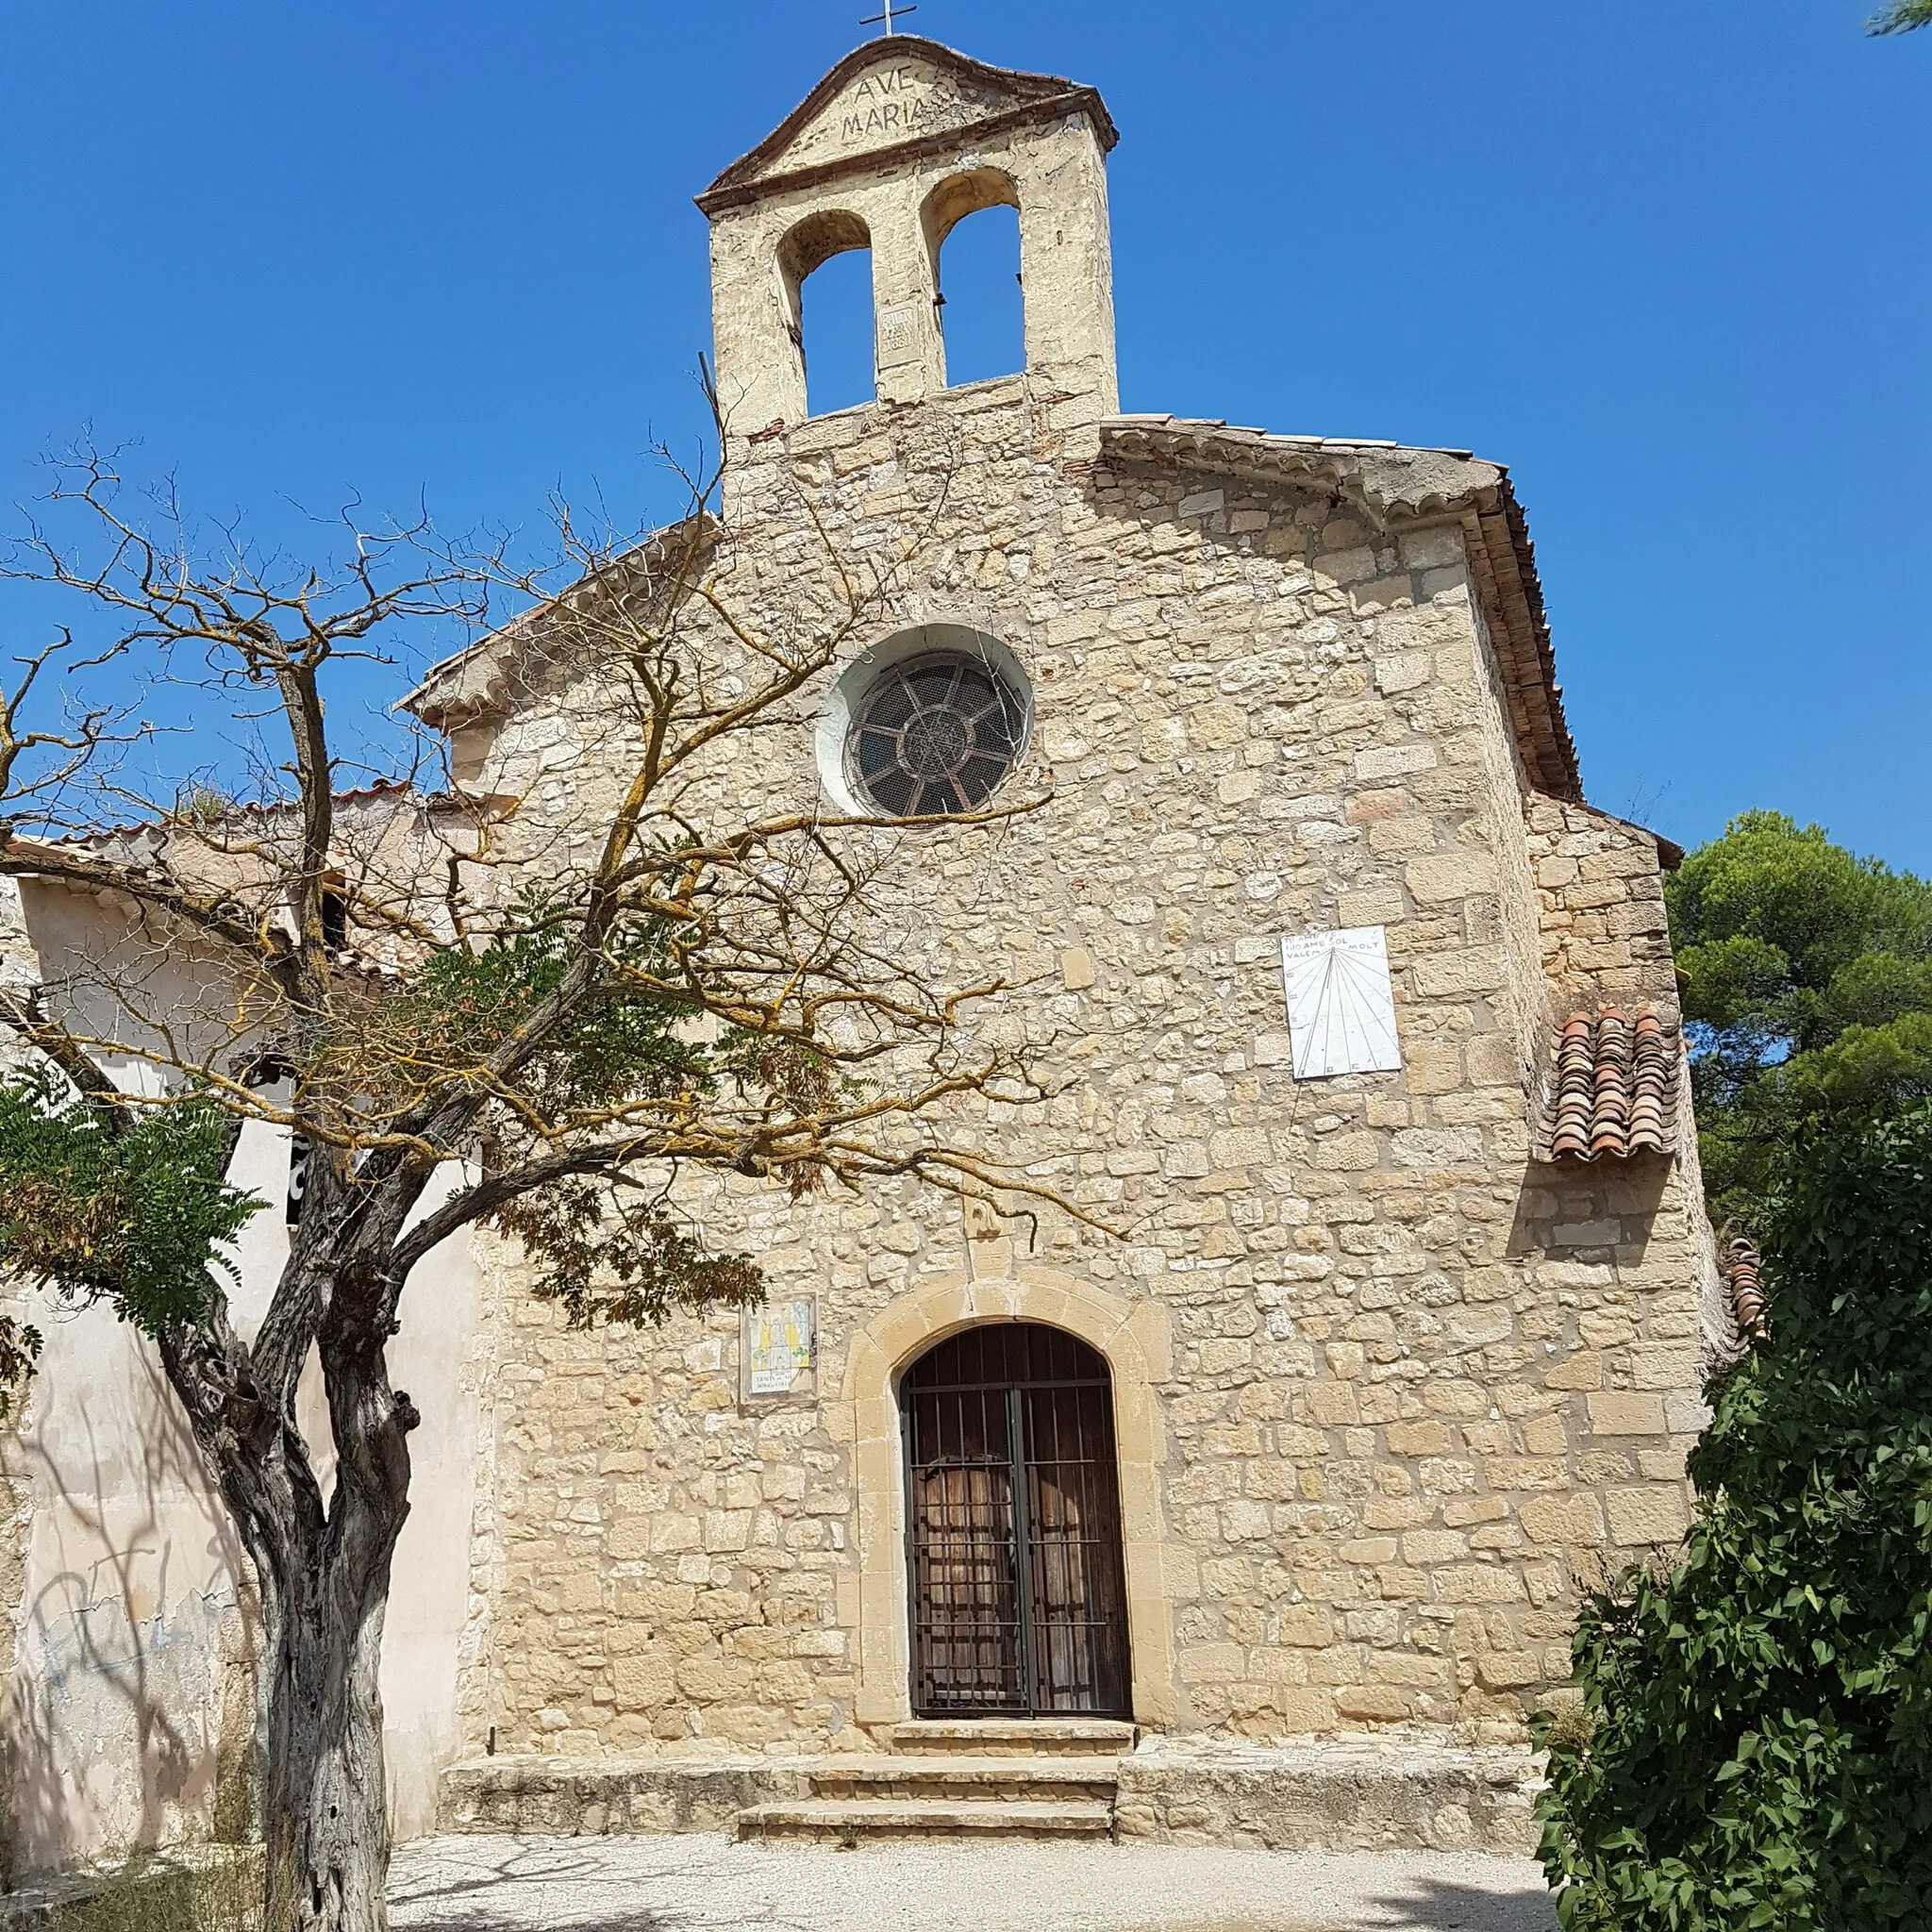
437, 1740, 1543, 1853
884, 1718, 1137, 1756
438, 1757, 810, 1836
1112, 1740, 1544, 1855
737, 1797, 1116, 1843
808, 1755, 1120, 1803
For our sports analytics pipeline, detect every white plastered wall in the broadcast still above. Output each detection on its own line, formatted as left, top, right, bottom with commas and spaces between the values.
2, 881, 483, 1869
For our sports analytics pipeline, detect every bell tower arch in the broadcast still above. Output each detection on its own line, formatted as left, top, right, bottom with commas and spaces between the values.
696, 40, 1120, 444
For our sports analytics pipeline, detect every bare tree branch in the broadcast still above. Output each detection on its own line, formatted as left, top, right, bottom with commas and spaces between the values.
0, 426, 1082, 1931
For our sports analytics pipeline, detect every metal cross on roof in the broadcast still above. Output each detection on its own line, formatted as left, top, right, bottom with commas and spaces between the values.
860, 0, 916, 33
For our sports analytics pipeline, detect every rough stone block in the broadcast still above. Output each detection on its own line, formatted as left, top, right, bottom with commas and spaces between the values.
1406, 852, 1499, 904
1391, 1126, 1485, 1171
1279, 1607, 1336, 1647
612, 1649, 678, 1708
1587, 1392, 1668, 1437
1387, 1421, 1453, 1457
1374, 652, 1432, 694
1306, 1382, 1362, 1426
1311, 1132, 1380, 1172
1551, 1220, 1620, 1249
1340, 886, 1406, 926
1321, 546, 1378, 586
1606, 1487, 1690, 1545
1409, 950, 1505, 997
1441, 1496, 1508, 1528
1543, 1351, 1604, 1391
1368, 816, 1441, 855
1473, 1652, 1541, 1690
1518, 1493, 1605, 1547
1334, 1686, 1407, 1723
1354, 742, 1439, 781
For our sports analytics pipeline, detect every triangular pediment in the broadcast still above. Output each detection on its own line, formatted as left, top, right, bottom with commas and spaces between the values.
698, 39, 1114, 212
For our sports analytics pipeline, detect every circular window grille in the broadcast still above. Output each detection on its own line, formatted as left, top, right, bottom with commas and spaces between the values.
846, 652, 1025, 817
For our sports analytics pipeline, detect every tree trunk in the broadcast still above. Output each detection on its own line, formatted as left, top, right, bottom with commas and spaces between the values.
260, 1588, 394, 1932
160, 1284, 416, 1932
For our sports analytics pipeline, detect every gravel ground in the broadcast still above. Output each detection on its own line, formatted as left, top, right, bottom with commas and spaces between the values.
389, 1835, 1557, 1931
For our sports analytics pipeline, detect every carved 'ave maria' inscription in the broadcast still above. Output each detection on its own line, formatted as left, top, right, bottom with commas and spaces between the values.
779, 58, 1005, 170
838, 63, 951, 142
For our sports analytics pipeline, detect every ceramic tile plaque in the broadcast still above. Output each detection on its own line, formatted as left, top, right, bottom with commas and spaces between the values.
742, 1296, 818, 1400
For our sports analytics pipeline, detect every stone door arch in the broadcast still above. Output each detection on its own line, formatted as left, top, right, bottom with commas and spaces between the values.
833, 1270, 1179, 1729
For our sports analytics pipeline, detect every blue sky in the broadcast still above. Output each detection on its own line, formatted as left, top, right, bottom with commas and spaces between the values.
2, 2, 1926, 864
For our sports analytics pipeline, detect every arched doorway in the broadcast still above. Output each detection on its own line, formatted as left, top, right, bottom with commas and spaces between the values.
901, 1323, 1131, 1718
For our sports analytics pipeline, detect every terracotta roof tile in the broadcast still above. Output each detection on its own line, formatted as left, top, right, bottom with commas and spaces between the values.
1539, 1007, 1678, 1162
1723, 1238, 1766, 1339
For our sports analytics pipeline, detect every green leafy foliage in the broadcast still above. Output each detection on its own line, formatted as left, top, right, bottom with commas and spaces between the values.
0, 1309, 42, 1422
1869, 0, 1932, 33
0, 891, 845, 1413
0, 1068, 260, 1339
393, 893, 841, 1323
1667, 812, 1932, 1226
1537, 1108, 1932, 1929
380, 891, 835, 1128
390, 892, 712, 1120
492, 1180, 764, 1327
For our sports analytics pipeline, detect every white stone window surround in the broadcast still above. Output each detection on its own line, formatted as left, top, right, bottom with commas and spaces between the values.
815, 622, 1035, 818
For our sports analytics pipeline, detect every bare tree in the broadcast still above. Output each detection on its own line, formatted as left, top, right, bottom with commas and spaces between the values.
0, 444, 1065, 1931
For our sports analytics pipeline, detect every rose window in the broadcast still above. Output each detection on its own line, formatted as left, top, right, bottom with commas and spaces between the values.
846, 653, 1025, 817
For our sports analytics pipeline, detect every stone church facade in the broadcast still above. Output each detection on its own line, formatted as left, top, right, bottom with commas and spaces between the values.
3, 40, 1723, 1865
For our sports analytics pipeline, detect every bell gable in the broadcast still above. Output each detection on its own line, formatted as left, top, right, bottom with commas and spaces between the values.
697, 38, 1116, 214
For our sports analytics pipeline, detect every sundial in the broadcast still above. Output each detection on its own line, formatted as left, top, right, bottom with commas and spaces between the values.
1279, 926, 1404, 1079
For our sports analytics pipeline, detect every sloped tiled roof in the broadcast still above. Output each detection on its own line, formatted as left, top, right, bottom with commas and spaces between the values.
404, 514, 721, 731
1538, 1008, 1678, 1161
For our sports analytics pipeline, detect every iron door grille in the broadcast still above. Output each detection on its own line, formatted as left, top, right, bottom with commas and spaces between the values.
902, 1324, 1131, 1719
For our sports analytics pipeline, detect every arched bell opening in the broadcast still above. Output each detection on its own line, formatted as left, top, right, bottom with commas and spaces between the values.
920, 168, 1024, 390
899, 1322, 1132, 1718
777, 208, 874, 416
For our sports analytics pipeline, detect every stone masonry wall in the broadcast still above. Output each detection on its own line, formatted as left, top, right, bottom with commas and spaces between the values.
1526, 794, 1678, 1013
442, 377, 1712, 1762
1524, 791, 1728, 1386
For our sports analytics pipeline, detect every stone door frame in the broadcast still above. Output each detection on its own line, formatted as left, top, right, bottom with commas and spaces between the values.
831, 1268, 1180, 1729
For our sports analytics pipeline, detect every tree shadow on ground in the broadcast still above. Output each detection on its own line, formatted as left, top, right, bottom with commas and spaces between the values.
384, 1844, 1560, 1932
1368, 1875, 1557, 1932
386, 1841, 687, 1931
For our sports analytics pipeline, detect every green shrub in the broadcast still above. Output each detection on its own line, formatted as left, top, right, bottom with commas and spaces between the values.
1537, 1109, 1932, 1929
